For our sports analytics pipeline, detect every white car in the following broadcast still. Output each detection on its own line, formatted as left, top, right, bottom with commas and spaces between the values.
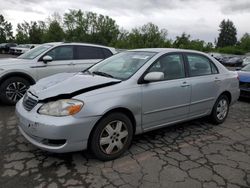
0, 42, 116, 105
9, 44, 37, 55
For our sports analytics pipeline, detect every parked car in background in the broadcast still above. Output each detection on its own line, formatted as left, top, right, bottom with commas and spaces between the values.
9, 44, 37, 55
222, 57, 243, 67
0, 43, 17, 54
237, 64, 250, 98
242, 57, 250, 67
0, 42, 117, 105
16, 48, 239, 161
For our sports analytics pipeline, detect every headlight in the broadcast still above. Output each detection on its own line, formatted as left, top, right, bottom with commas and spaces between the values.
38, 99, 84, 116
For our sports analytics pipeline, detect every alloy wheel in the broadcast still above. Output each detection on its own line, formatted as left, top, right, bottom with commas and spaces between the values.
5, 82, 27, 102
216, 98, 228, 120
99, 120, 129, 155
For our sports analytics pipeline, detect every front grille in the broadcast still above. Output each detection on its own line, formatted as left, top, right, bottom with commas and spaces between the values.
239, 82, 250, 89
22, 93, 38, 111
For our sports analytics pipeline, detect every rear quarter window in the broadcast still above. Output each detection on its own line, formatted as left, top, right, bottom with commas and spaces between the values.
76, 46, 106, 59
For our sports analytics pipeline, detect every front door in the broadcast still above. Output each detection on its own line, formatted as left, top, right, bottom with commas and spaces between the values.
141, 53, 191, 130
34, 45, 75, 80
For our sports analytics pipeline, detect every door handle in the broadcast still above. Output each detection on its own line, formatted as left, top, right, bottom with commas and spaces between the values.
69, 62, 75, 65
181, 81, 190, 87
214, 77, 221, 82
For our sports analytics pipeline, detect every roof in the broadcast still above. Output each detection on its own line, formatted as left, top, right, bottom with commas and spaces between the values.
42, 42, 115, 50
129, 48, 206, 54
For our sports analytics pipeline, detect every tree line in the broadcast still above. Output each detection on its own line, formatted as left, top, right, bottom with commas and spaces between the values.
0, 10, 250, 54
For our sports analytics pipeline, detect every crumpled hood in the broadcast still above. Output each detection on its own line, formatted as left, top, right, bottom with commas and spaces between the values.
0, 58, 29, 66
28, 72, 121, 101
238, 71, 250, 83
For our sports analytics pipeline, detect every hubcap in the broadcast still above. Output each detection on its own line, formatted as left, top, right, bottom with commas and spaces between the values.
5, 82, 27, 102
99, 120, 129, 155
216, 99, 228, 120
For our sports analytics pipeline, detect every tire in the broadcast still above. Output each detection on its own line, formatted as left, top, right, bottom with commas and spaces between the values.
0, 77, 30, 105
210, 95, 229, 124
89, 112, 133, 161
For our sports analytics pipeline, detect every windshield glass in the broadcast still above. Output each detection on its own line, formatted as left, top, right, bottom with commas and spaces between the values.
88, 51, 156, 80
242, 64, 250, 72
17, 44, 53, 59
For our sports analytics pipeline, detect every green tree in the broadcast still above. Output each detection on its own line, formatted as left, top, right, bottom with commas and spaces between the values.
239, 33, 250, 52
15, 22, 30, 44
173, 33, 191, 48
29, 21, 44, 44
44, 20, 64, 42
64, 10, 119, 45
113, 28, 130, 48
15, 21, 46, 44
216, 19, 237, 48
86, 12, 119, 45
64, 9, 91, 42
0, 14, 14, 43
126, 23, 170, 49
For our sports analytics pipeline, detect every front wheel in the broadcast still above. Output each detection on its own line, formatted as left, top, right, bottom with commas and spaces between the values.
0, 77, 30, 105
89, 113, 133, 161
210, 95, 229, 124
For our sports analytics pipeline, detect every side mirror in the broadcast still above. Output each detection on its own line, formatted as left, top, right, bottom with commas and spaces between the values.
144, 72, 164, 82
42, 55, 53, 63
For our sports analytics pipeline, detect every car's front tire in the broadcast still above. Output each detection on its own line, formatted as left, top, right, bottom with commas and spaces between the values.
210, 95, 229, 124
0, 77, 30, 105
89, 112, 133, 161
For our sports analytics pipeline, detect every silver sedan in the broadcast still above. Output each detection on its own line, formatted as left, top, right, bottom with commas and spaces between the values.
16, 48, 240, 161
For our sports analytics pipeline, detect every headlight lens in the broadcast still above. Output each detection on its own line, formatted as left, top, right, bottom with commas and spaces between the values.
38, 99, 84, 116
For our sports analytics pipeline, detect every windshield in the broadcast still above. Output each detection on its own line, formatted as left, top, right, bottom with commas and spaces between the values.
241, 64, 250, 72
87, 51, 156, 80
17, 44, 53, 59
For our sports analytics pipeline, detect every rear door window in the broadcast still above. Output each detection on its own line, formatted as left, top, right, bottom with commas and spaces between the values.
186, 54, 218, 76
76, 46, 106, 59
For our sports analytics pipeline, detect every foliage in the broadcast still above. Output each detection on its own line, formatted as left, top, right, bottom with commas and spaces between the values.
44, 20, 64, 42
216, 46, 245, 55
124, 23, 171, 49
64, 10, 119, 45
239, 33, 250, 52
16, 21, 46, 44
0, 14, 14, 43
0, 11, 249, 55
216, 19, 237, 48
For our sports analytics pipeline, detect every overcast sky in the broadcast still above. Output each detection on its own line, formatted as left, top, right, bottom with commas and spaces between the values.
1, 0, 250, 43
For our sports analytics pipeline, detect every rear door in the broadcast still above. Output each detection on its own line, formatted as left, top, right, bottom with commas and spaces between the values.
73, 46, 113, 71
141, 53, 191, 130
185, 53, 221, 117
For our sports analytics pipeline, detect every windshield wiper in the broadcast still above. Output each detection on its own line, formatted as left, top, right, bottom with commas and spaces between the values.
92, 71, 114, 78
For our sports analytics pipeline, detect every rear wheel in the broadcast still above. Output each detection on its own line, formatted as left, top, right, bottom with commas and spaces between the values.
210, 95, 229, 124
90, 113, 133, 161
0, 77, 30, 105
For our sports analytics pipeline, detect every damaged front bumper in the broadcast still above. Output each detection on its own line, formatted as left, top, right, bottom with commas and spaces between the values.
16, 98, 100, 153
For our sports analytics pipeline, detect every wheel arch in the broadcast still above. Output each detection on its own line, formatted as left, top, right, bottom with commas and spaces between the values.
0, 72, 36, 86
87, 107, 137, 148
219, 91, 232, 104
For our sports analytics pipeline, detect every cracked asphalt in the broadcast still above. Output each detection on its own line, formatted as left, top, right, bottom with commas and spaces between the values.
0, 99, 250, 188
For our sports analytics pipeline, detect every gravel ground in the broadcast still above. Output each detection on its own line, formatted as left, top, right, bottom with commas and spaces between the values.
0, 54, 250, 188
